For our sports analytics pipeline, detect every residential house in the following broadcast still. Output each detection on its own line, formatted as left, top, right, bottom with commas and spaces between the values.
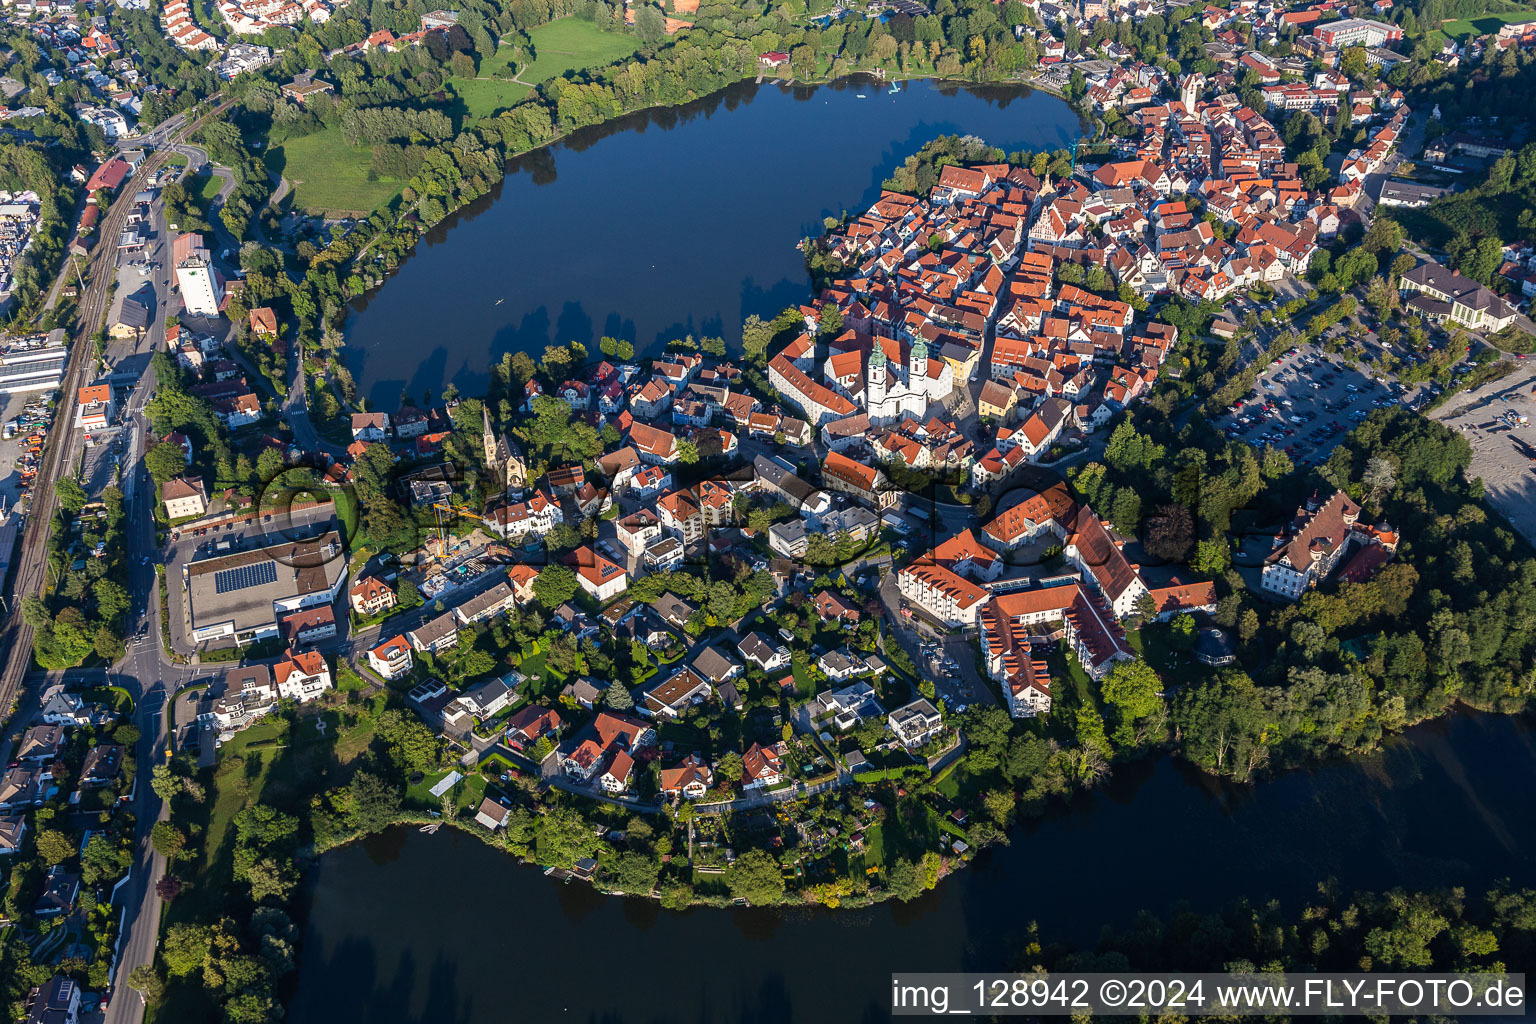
565, 546, 628, 603
504, 705, 561, 749
454, 581, 516, 626
814, 589, 861, 624
349, 412, 389, 442
161, 475, 206, 519
738, 631, 790, 672
0, 766, 45, 809
367, 634, 414, 681
639, 667, 713, 719
741, 741, 785, 790
33, 866, 79, 916
812, 681, 885, 731
272, 649, 332, 703
17, 725, 63, 763
658, 753, 713, 799
456, 676, 517, 720
349, 575, 397, 617
474, 797, 510, 831
887, 698, 944, 750
79, 744, 124, 788
0, 813, 26, 855
560, 711, 655, 782
406, 611, 460, 654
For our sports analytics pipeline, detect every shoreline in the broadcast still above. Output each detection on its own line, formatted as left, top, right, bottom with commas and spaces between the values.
301, 700, 1531, 913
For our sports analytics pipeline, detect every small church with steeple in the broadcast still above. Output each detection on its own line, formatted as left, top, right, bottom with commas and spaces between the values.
482, 405, 527, 495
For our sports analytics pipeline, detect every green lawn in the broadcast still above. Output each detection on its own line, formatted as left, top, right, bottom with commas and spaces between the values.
406, 767, 488, 811
450, 76, 533, 118
520, 18, 639, 83
1126, 624, 1205, 691
478, 42, 522, 79
263, 125, 404, 216
1437, 9, 1536, 40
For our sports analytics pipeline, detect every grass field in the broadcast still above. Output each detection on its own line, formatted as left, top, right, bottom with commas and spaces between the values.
1438, 9, 1536, 40
264, 125, 404, 216
189, 170, 223, 222
271, 19, 635, 214
520, 18, 639, 83
450, 75, 533, 118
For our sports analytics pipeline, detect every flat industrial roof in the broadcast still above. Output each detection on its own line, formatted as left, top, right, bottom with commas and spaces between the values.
187, 530, 345, 635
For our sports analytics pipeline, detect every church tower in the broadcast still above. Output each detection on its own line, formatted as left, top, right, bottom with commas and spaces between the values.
482, 404, 528, 496
909, 338, 928, 384
868, 341, 888, 407
481, 405, 497, 468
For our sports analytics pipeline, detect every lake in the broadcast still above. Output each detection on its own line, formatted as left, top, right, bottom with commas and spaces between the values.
290, 710, 1536, 1024
341, 77, 1083, 409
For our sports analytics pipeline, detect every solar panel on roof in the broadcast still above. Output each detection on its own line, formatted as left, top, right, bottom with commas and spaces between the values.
214, 561, 278, 594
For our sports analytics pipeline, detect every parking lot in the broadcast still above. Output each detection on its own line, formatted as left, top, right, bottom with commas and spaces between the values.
81, 424, 127, 496
0, 390, 58, 514
1213, 344, 1420, 467
1431, 359, 1536, 548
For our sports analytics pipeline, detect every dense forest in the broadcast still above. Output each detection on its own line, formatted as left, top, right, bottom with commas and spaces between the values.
1037, 883, 1536, 981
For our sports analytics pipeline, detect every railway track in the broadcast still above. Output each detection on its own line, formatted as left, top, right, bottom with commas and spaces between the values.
0, 99, 233, 727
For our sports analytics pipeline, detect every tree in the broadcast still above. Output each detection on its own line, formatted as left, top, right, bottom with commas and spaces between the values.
1170, 613, 1198, 650
1191, 538, 1231, 576
151, 821, 186, 860
162, 921, 212, 977
55, 476, 88, 514
348, 771, 402, 834
82, 836, 130, 885
245, 856, 298, 902
1101, 659, 1164, 744
741, 314, 774, 360
724, 848, 785, 905
886, 857, 926, 901
1238, 608, 1260, 642
676, 439, 699, 464
658, 881, 694, 910
982, 788, 1015, 826
35, 828, 73, 864
151, 763, 180, 802
375, 709, 440, 775
1144, 504, 1194, 562
715, 751, 743, 787
145, 441, 189, 484
607, 851, 661, 895
604, 679, 633, 710
126, 965, 165, 1004
532, 565, 578, 607
634, 4, 666, 44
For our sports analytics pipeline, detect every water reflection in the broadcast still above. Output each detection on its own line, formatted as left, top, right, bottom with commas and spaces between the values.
342, 78, 1082, 408
293, 713, 1536, 1024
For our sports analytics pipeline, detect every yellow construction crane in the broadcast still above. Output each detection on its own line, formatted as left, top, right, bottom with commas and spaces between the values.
430, 503, 490, 560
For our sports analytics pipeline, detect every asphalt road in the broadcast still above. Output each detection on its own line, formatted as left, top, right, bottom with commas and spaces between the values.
0, 98, 231, 1023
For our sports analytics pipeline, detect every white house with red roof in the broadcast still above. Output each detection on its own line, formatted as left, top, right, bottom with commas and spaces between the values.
565, 546, 628, 603
272, 649, 332, 702
741, 741, 785, 790
367, 635, 413, 681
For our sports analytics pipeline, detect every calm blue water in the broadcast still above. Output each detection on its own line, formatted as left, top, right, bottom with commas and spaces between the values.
342, 77, 1082, 408
291, 710, 1536, 1024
